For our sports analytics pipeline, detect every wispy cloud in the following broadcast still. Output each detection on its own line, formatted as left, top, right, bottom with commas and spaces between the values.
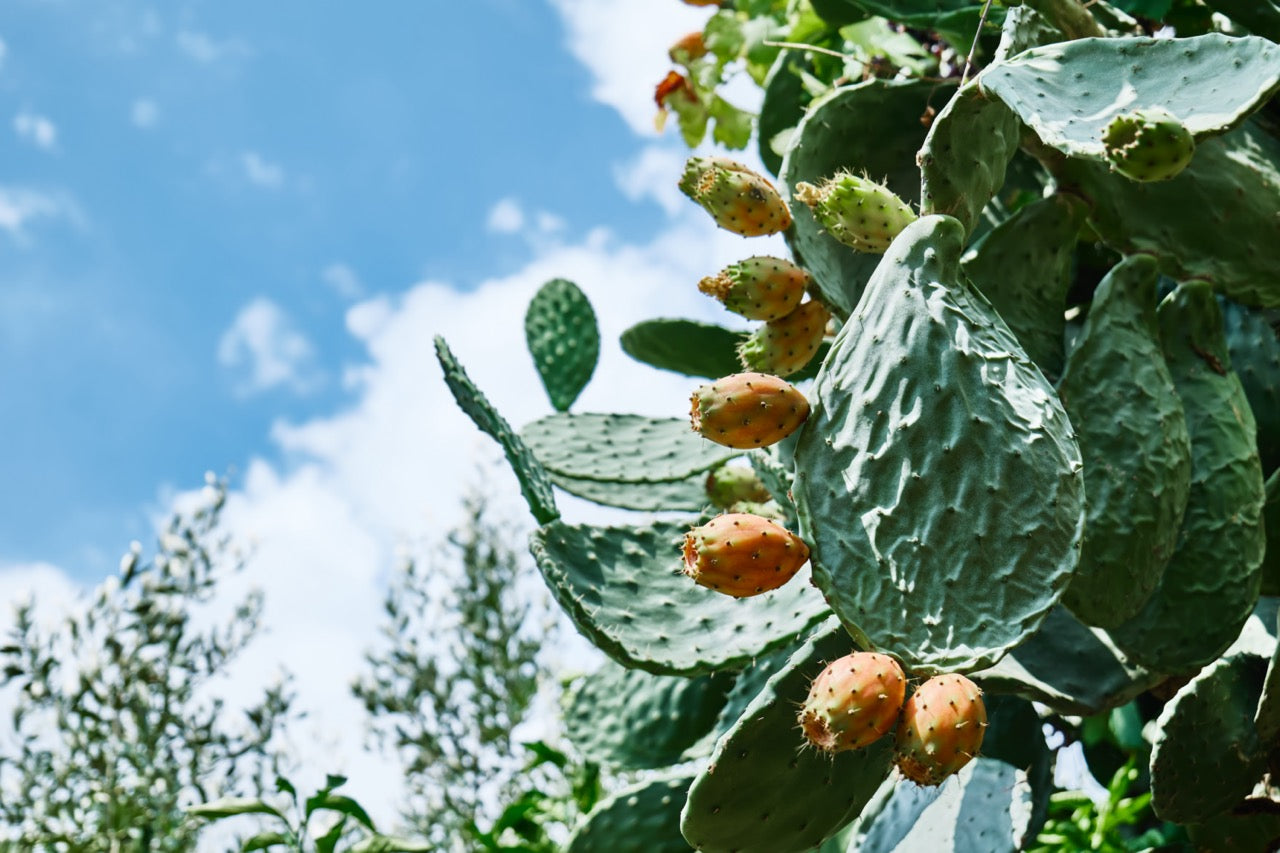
175, 30, 250, 64
321, 263, 364, 300
0, 187, 76, 242
0, 37, 8, 70
241, 151, 284, 189
130, 98, 159, 129
486, 198, 525, 234
14, 112, 57, 150
217, 297, 319, 395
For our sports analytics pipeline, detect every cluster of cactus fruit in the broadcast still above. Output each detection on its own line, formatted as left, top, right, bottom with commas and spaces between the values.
438, 0, 1280, 849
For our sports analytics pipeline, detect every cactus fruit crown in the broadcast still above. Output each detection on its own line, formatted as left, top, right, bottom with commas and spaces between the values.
894, 673, 988, 786
793, 170, 917, 254
799, 652, 908, 753
682, 512, 810, 598
1101, 108, 1196, 183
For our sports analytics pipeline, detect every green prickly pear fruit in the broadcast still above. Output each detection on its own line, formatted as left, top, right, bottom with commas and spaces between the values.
705, 464, 772, 508
798, 652, 907, 753
690, 372, 810, 449
737, 300, 830, 378
698, 256, 810, 321
1102, 108, 1195, 182
793, 171, 917, 253
894, 674, 987, 787
681, 512, 810, 598
679, 156, 793, 237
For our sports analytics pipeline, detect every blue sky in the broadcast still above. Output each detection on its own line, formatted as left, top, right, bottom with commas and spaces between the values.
0, 0, 783, 820
0, 0, 682, 576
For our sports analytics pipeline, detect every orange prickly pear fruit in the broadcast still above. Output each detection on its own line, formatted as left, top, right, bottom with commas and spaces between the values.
799, 652, 908, 752
738, 300, 830, 377
894, 673, 987, 786
682, 512, 809, 598
679, 156, 792, 237
690, 372, 809, 449
698, 256, 810, 321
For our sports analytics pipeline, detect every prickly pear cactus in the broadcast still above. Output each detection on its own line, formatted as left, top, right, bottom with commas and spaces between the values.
438, 3, 1280, 846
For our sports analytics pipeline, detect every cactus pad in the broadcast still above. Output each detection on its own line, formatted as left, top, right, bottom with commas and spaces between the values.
567, 772, 694, 853
523, 413, 737, 484
524, 278, 599, 412
548, 470, 709, 512
564, 662, 733, 770
1056, 254, 1191, 628
680, 619, 894, 852
620, 319, 745, 380
792, 215, 1084, 673
530, 519, 830, 676
434, 336, 558, 525
1149, 653, 1268, 824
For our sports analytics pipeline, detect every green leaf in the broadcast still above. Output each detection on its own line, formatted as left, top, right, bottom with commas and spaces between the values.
709, 96, 754, 150
316, 816, 347, 853
348, 836, 435, 853
187, 797, 285, 822
243, 832, 290, 852
305, 792, 376, 832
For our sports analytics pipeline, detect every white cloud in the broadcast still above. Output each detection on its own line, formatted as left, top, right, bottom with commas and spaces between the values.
0, 187, 75, 242
321, 263, 363, 300
176, 30, 250, 64
14, 112, 57, 150
549, 0, 712, 134
614, 144, 693, 216
131, 98, 159, 128
0, 37, 8, 70
217, 297, 319, 395
486, 197, 525, 234
241, 151, 284, 189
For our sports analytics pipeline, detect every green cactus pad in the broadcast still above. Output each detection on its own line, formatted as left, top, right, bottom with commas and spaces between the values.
620, 318, 744, 380
525, 278, 599, 412
1200, 0, 1280, 42
564, 661, 733, 770
780, 79, 955, 318
917, 82, 1022, 237
1223, 299, 1280, 475
548, 470, 709, 512
1056, 255, 1192, 628
1149, 653, 1269, 824
973, 606, 1159, 717
747, 449, 799, 531
961, 193, 1090, 380
680, 619, 894, 853
1253, 606, 1280, 743
792, 215, 1084, 674
1264, 471, 1280, 596
434, 336, 558, 525
567, 771, 694, 853
1188, 802, 1280, 853
530, 520, 830, 676
1109, 282, 1266, 672
841, 0, 1003, 48
522, 413, 738, 485
853, 758, 1035, 852
981, 694, 1055, 841
993, 5, 1064, 62
682, 637, 802, 761
979, 35, 1280, 162
758, 51, 813, 176
1057, 123, 1280, 308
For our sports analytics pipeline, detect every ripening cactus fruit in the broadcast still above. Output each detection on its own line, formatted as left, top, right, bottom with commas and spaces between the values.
799, 652, 907, 753
705, 464, 772, 509
698, 256, 810, 321
682, 512, 810, 597
1102, 108, 1195, 182
793, 171, 917, 253
738, 300, 830, 377
894, 674, 987, 786
679, 156, 793, 237
690, 372, 810, 449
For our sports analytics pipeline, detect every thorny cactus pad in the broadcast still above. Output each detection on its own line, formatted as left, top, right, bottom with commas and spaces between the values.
894, 674, 987, 787
682, 512, 810, 598
737, 300, 830, 378
794, 171, 917, 253
679, 156, 792, 237
698, 256, 810, 321
690, 371, 810, 449
1102, 109, 1196, 182
799, 652, 908, 753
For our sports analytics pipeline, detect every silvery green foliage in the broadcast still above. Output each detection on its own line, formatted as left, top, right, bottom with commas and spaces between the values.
0, 477, 293, 851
